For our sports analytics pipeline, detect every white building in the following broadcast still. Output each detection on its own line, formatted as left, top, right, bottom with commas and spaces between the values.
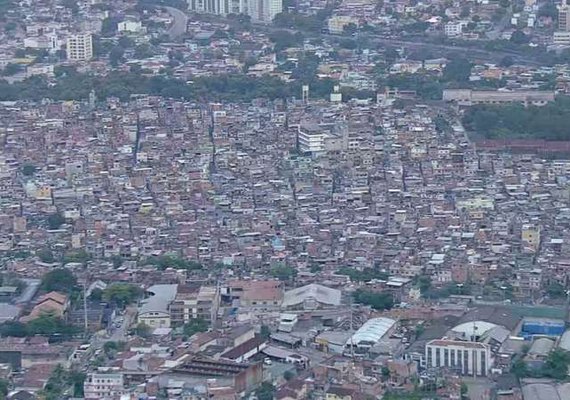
23, 34, 59, 53
328, 15, 358, 34
137, 284, 178, 329
559, 0, 570, 31
553, 31, 570, 45
117, 20, 143, 33
84, 373, 124, 399
297, 123, 348, 154
188, 0, 232, 15
187, 0, 279, 20
444, 21, 466, 37
347, 317, 397, 349
66, 33, 93, 61
248, 0, 282, 22
425, 340, 491, 376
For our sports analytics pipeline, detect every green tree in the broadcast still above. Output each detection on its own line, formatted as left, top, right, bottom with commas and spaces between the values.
2, 63, 22, 76
21, 163, 37, 176
109, 46, 125, 67
62, 0, 79, 13
460, 383, 468, 398
499, 55, 514, 67
0, 378, 8, 397
260, 324, 271, 338
89, 288, 103, 302
284, 369, 295, 381
103, 340, 125, 358
26, 313, 79, 336
69, 371, 86, 397
101, 17, 120, 36
542, 349, 570, 380
0, 321, 27, 337
37, 248, 55, 263
118, 36, 135, 49
510, 30, 529, 45
511, 358, 528, 378
110, 255, 124, 268
270, 264, 297, 281
182, 318, 208, 336
255, 382, 276, 400
41, 268, 77, 292
103, 283, 142, 308
442, 58, 472, 82
47, 213, 65, 229
134, 322, 151, 338
547, 282, 566, 299
353, 289, 394, 310
133, 44, 154, 59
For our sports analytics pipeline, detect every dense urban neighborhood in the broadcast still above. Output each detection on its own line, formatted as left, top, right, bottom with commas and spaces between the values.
2, 0, 570, 398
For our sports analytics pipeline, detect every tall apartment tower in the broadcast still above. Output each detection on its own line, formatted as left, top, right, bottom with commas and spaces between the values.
559, 0, 570, 31
247, 0, 282, 22
66, 33, 93, 61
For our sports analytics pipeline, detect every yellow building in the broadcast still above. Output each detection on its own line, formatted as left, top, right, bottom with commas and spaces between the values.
522, 224, 541, 252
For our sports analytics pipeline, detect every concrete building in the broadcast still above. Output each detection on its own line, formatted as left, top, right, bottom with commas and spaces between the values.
187, 0, 279, 20
83, 372, 124, 399
297, 123, 348, 154
521, 224, 541, 252
117, 20, 143, 33
66, 33, 93, 61
425, 339, 491, 376
137, 284, 178, 329
169, 285, 219, 326
553, 31, 570, 45
281, 284, 341, 310
444, 21, 466, 37
247, 0, 282, 22
442, 89, 555, 106
328, 16, 358, 35
347, 317, 397, 350
188, 0, 232, 15
559, 0, 570, 31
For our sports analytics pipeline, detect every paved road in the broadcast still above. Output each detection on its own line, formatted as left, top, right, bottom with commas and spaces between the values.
164, 6, 188, 38
91, 307, 137, 350
255, 22, 547, 66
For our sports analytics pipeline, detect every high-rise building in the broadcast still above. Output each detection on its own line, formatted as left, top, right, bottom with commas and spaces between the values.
247, 0, 282, 22
187, 0, 280, 20
66, 33, 93, 61
559, 0, 570, 31
188, 0, 228, 15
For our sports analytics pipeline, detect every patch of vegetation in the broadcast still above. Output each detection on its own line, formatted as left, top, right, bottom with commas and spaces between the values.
462, 96, 570, 140
145, 255, 202, 271
352, 289, 394, 310
183, 318, 208, 336
103, 283, 143, 308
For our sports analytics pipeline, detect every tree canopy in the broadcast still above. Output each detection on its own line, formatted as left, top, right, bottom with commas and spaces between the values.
40, 268, 77, 293
462, 96, 570, 140
103, 283, 143, 307
352, 289, 394, 310
146, 255, 202, 271
183, 318, 208, 337
270, 263, 297, 281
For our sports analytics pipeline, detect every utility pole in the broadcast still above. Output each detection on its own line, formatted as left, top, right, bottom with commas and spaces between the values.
83, 278, 89, 336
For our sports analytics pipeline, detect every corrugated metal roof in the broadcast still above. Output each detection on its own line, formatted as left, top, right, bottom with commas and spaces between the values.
347, 317, 396, 347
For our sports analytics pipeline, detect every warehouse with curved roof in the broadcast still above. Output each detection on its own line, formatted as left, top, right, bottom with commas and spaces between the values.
346, 317, 396, 348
